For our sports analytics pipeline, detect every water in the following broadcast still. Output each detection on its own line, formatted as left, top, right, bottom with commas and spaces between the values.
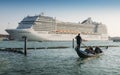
0, 41, 120, 75
0, 40, 119, 48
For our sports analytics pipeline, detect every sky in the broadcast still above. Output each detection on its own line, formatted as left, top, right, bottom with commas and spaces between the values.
0, 0, 120, 37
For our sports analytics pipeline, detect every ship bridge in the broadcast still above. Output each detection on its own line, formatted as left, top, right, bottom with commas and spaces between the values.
17, 16, 38, 29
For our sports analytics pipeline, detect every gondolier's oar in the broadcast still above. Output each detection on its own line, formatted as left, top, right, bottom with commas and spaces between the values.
81, 43, 88, 48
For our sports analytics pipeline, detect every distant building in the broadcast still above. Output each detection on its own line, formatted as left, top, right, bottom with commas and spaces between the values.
109, 37, 120, 42
0, 34, 8, 38
0, 34, 10, 40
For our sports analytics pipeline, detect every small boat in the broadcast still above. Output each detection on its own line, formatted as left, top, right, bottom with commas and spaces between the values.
75, 47, 103, 58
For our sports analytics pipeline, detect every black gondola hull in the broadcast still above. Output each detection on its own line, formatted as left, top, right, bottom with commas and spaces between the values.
75, 48, 102, 58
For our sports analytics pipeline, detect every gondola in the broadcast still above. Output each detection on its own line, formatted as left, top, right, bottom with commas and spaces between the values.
75, 47, 103, 58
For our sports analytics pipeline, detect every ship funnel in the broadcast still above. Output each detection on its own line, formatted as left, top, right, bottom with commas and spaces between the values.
81, 17, 93, 24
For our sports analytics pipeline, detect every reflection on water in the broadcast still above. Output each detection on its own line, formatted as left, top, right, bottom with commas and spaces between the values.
0, 41, 120, 75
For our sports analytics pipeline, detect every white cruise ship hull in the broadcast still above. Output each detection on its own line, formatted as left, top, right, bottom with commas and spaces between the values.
6, 29, 108, 41
5, 15, 108, 41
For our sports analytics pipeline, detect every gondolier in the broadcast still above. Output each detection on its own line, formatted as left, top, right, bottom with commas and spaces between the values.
75, 33, 82, 48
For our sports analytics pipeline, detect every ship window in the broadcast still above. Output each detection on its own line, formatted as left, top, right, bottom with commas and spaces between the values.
17, 23, 32, 29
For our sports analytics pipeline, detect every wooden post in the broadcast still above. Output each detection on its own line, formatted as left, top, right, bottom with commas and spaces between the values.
72, 39, 74, 48
22, 36, 27, 56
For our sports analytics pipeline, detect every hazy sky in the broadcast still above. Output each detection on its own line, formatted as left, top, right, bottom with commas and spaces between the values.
0, 0, 120, 37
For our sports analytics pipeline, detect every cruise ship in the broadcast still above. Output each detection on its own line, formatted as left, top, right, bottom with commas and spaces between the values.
6, 14, 108, 41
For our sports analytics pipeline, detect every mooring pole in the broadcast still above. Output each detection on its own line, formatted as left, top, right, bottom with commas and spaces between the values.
72, 39, 74, 48
22, 36, 27, 56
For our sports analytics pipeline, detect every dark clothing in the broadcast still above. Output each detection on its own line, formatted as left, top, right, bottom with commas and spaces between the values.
85, 48, 91, 54
85, 47, 95, 54
94, 47, 102, 54
75, 35, 82, 48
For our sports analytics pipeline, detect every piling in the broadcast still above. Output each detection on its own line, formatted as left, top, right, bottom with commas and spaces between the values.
22, 36, 27, 56
72, 39, 74, 48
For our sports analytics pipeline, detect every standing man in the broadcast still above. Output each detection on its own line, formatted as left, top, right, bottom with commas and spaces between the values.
75, 33, 82, 49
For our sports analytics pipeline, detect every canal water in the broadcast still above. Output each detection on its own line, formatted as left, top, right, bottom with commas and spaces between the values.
0, 41, 120, 75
